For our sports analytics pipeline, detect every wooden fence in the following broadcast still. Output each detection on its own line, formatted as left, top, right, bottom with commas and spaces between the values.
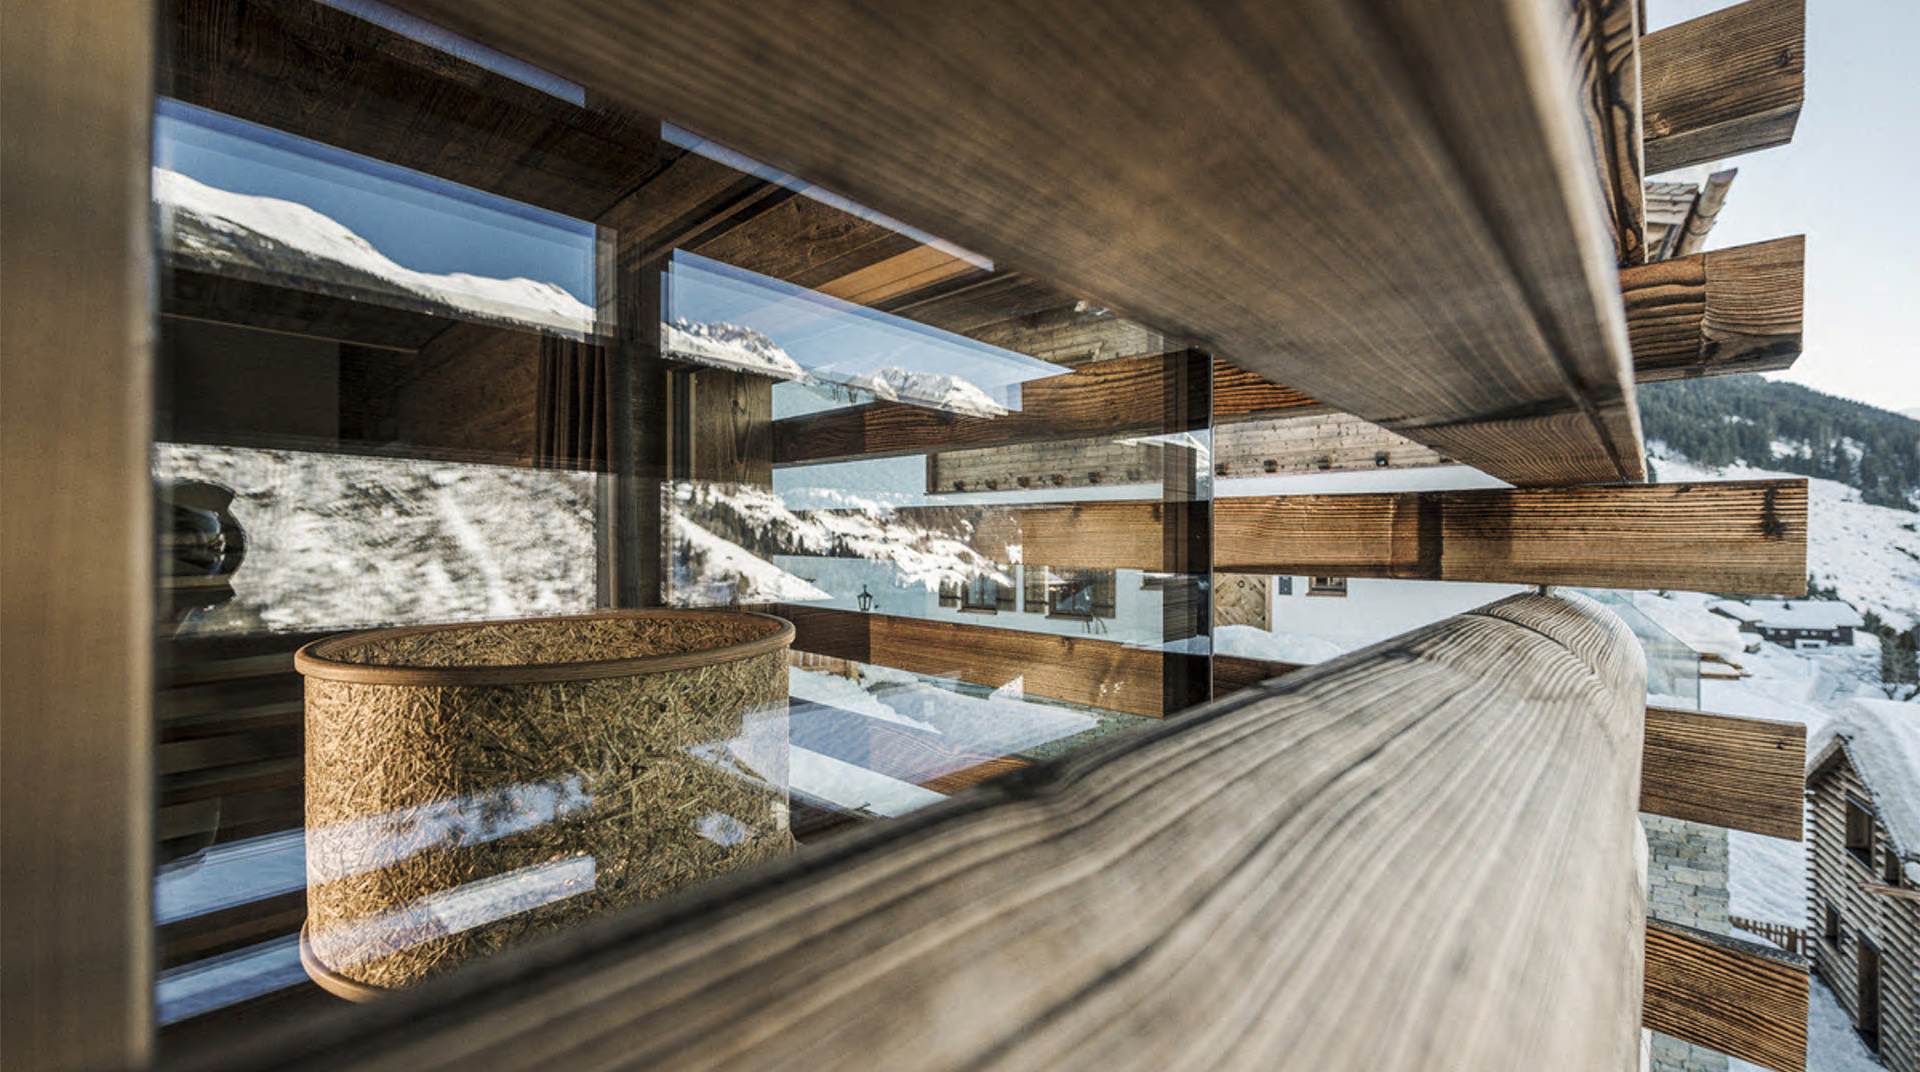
1733, 915, 1809, 955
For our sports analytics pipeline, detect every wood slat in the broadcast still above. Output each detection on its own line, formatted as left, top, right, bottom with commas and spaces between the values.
1624, 236, 1805, 383
1641, 0, 1806, 175
1212, 654, 1306, 698
169, 593, 1647, 1072
1644, 918, 1809, 1072
1642, 706, 1807, 840
1214, 413, 1449, 479
1575, 0, 1646, 264
400, 0, 1645, 487
773, 350, 1208, 467
1216, 480, 1807, 595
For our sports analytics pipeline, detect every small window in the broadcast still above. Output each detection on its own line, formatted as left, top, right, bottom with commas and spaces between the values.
961, 574, 1001, 613
1885, 847, 1903, 887
1847, 797, 1875, 868
1047, 568, 1115, 620
1824, 901, 1842, 945
1308, 576, 1347, 598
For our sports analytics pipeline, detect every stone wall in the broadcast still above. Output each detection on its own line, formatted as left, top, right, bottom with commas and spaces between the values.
1644, 814, 1733, 1072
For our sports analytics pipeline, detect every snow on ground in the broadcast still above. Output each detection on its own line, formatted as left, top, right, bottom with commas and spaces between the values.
156, 169, 594, 334
1628, 590, 1749, 662
1215, 624, 1346, 664
1729, 976, 1887, 1072
1653, 448, 1920, 630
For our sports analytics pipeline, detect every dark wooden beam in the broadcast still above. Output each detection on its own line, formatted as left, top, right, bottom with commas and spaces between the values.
1641, 0, 1806, 175
1212, 654, 1306, 699
400, 0, 1647, 487
773, 350, 1209, 467
1575, 0, 1646, 264
1642, 707, 1806, 840
1644, 919, 1808, 1072
1624, 236, 1804, 383
168, 594, 1648, 1072
166, 0, 667, 220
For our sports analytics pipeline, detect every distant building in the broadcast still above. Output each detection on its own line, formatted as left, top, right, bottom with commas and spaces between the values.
1725, 599, 1863, 650
1807, 701, 1920, 1069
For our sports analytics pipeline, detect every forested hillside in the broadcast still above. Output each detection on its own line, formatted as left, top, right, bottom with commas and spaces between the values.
1639, 376, 1920, 511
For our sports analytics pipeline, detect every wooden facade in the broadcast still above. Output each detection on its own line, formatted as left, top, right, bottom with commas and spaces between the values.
1808, 738, 1920, 1070
0, 0, 1819, 1070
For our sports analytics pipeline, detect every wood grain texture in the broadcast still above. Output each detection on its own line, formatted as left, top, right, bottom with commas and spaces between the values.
1642, 706, 1806, 840
166, 0, 665, 219
1, 0, 156, 1065
1641, 0, 1806, 174
1574, 0, 1646, 264
395, 0, 1644, 487
1214, 413, 1448, 478
159, 594, 1647, 1072
774, 350, 1207, 466
1644, 918, 1809, 1072
1624, 236, 1804, 383
1218, 479, 1807, 595
1211, 654, 1306, 698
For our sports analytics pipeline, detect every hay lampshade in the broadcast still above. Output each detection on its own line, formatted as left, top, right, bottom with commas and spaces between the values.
293, 609, 794, 999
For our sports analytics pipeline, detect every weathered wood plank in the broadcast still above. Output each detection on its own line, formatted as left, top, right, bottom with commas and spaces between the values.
1641, 0, 1806, 175
1217, 480, 1807, 595
1643, 707, 1807, 840
773, 350, 1208, 466
399, 0, 1646, 486
1212, 654, 1305, 698
2, 0, 155, 1064
1644, 919, 1809, 1072
1624, 236, 1804, 383
170, 593, 1647, 1072
814, 245, 982, 307
1574, 0, 1645, 264
1214, 413, 1449, 478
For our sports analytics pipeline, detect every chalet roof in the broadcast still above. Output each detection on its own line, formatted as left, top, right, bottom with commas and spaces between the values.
1808, 699, 1920, 881
1744, 599, 1863, 631
1707, 600, 1765, 624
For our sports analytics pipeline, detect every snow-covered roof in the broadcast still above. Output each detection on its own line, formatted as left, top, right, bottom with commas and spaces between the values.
1707, 600, 1765, 624
1808, 699, 1920, 871
1746, 599, 1864, 631
1628, 592, 1748, 661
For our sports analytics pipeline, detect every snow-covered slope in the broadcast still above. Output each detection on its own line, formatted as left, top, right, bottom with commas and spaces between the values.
844, 366, 1008, 418
155, 169, 594, 334
1654, 448, 1920, 629
662, 318, 807, 381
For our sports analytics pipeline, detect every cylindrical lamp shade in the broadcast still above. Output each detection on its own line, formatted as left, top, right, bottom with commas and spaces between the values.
294, 610, 794, 998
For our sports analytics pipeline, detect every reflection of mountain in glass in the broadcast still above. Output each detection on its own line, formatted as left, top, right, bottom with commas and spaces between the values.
155, 168, 595, 335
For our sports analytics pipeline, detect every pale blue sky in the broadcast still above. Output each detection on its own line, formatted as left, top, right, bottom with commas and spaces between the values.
1647, 0, 1920, 413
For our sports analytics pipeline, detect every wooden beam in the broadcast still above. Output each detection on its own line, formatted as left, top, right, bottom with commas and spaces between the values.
1642, 707, 1807, 840
1860, 882, 1920, 903
769, 604, 1171, 719
1641, 0, 1806, 175
1215, 480, 1806, 595
814, 245, 982, 308
1644, 919, 1808, 1072
1625, 236, 1805, 383
400, 0, 1646, 487
1214, 413, 1449, 479
853, 480, 1806, 594
1575, 0, 1646, 264
2, 0, 155, 1065
1212, 654, 1306, 698
173, 594, 1649, 1072
773, 350, 1209, 467
167, 0, 667, 220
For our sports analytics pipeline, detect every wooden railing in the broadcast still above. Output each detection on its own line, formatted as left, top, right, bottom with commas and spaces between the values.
178, 592, 1650, 1072
1732, 915, 1808, 955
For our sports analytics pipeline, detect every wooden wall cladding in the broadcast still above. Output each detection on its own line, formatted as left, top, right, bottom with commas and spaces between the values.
1641, 707, 1806, 841
1644, 918, 1809, 1072
1641, 0, 1806, 175
171, 594, 1648, 1072
399, 0, 1647, 487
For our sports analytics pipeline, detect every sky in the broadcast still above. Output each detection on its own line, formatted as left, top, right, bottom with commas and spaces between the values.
1647, 0, 1920, 414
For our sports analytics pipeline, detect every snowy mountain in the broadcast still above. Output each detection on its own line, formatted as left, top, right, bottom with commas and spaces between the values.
661, 318, 807, 381
1652, 448, 1920, 630
154, 168, 595, 335
843, 366, 1009, 418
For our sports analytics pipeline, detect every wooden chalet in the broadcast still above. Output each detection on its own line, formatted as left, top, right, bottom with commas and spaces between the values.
1807, 701, 1920, 1070
2, 0, 1821, 1071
